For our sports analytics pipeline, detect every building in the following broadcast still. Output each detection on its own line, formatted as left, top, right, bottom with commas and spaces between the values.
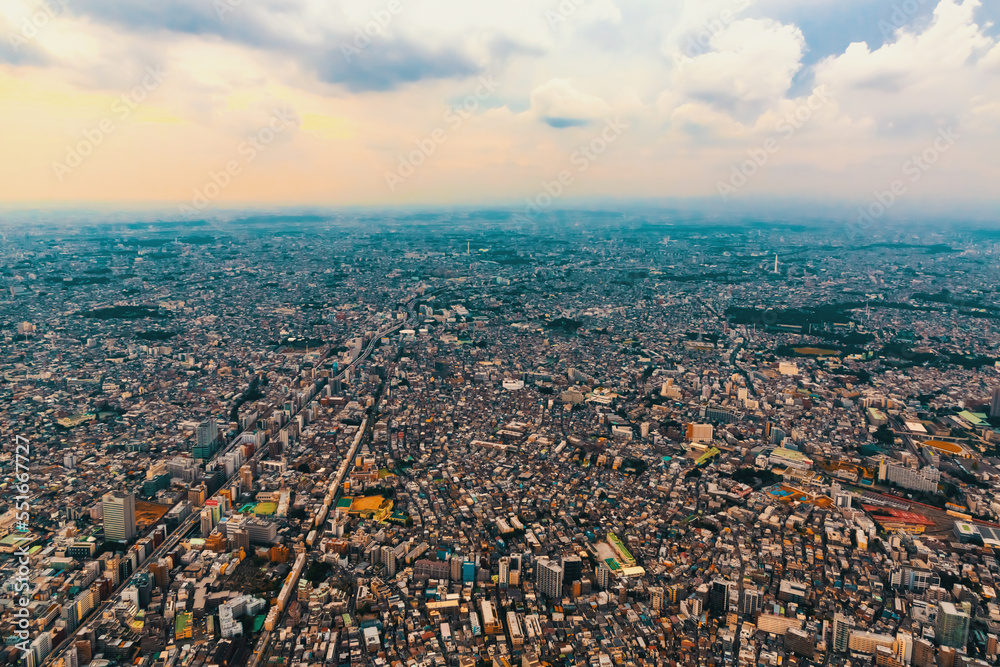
912, 637, 936, 667
706, 406, 736, 424
757, 614, 802, 636
596, 563, 610, 590
462, 560, 476, 584
889, 566, 941, 592
382, 546, 396, 577
508, 554, 521, 586
499, 557, 510, 588
686, 423, 714, 443
769, 447, 813, 470
102, 492, 136, 543
833, 613, 853, 653
741, 588, 761, 616
936, 601, 970, 649
784, 628, 814, 658
561, 555, 583, 582
709, 579, 732, 615
480, 600, 502, 634
535, 558, 564, 599
992, 386, 1000, 418
649, 587, 664, 613
194, 419, 219, 459
880, 459, 941, 493
200, 508, 214, 537
895, 630, 913, 664
414, 559, 450, 581
244, 518, 277, 545
507, 611, 523, 647
848, 630, 895, 655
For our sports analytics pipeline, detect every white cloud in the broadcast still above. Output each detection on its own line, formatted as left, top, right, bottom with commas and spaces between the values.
529, 78, 613, 126
660, 17, 804, 119
814, 0, 995, 119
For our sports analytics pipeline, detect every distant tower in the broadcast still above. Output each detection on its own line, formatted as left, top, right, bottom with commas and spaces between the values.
991, 387, 1000, 418
774, 254, 779, 273
467, 241, 471, 254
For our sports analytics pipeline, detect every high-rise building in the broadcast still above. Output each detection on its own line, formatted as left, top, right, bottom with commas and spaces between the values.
992, 387, 1000, 418
784, 628, 814, 659
832, 613, 853, 653
741, 588, 761, 617
200, 508, 214, 537
936, 601, 970, 649
240, 465, 254, 493
709, 580, 732, 615
986, 633, 999, 660
895, 630, 913, 664
687, 596, 703, 617
382, 546, 396, 577
450, 555, 464, 582
232, 529, 250, 553
508, 553, 521, 586
499, 557, 510, 588
149, 560, 168, 591
535, 558, 564, 599
197, 419, 218, 448
194, 420, 219, 459
649, 587, 664, 613
561, 555, 583, 583
30, 632, 52, 667
912, 637, 936, 667
596, 563, 610, 590
102, 492, 136, 543
73, 641, 92, 666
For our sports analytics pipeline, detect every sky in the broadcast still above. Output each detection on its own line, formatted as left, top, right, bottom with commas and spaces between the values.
0, 0, 998, 215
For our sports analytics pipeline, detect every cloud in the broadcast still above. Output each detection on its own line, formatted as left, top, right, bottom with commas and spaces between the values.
63, 0, 533, 92
0, 0, 998, 207
529, 78, 613, 128
664, 17, 805, 120
314, 40, 483, 93
814, 0, 995, 120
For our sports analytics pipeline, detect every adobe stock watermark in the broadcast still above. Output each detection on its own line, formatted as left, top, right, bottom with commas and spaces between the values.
384, 75, 500, 192
878, 0, 931, 41
516, 117, 628, 223
340, 0, 403, 62
52, 65, 168, 183
6, 0, 68, 52
717, 85, 830, 201
179, 107, 300, 214
10, 433, 32, 656
850, 127, 960, 239
672, 0, 752, 72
